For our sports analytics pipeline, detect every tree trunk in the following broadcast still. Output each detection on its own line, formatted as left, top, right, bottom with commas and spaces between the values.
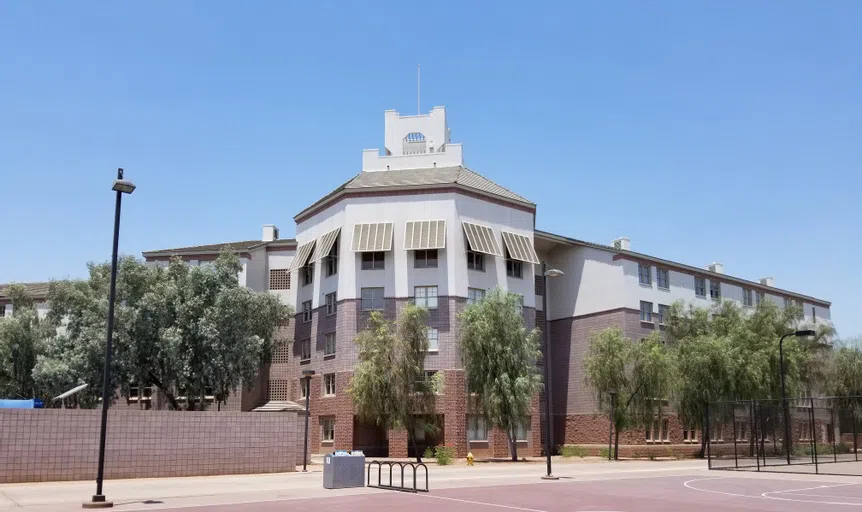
409, 429, 422, 463
614, 429, 620, 460
510, 427, 518, 461
148, 372, 181, 411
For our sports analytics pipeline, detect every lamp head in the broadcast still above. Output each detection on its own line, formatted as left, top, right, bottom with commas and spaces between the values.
795, 329, 816, 337
112, 179, 136, 194
302, 369, 315, 378
545, 268, 564, 278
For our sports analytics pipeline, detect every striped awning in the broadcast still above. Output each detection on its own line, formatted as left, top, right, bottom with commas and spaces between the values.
462, 222, 502, 256
501, 231, 540, 264
404, 220, 446, 250
351, 223, 394, 252
312, 227, 341, 261
287, 240, 316, 271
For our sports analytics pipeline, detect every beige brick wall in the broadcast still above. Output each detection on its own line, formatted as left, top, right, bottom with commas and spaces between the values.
0, 409, 299, 483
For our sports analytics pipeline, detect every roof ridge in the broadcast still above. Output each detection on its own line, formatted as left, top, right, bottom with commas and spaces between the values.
457, 166, 534, 205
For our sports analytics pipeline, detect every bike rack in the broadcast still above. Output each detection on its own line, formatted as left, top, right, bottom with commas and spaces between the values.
366, 460, 429, 492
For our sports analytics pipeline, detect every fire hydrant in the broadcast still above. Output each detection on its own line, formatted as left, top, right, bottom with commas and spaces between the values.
467, 451, 474, 466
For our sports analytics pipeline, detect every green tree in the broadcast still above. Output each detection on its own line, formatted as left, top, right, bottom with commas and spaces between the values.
458, 289, 542, 461
349, 304, 438, 462
0, 285, 53, 399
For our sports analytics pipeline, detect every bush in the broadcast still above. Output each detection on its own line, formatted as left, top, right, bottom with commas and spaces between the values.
423, 447, 435, 460
598, 447, 615, 459
793, 442, 851, 457
560, 445, 588, 458
647, 452, 656, 461
435, 445, 455, 465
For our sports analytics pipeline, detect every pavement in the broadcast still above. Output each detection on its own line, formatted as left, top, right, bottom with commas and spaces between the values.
4, 458, 862, 511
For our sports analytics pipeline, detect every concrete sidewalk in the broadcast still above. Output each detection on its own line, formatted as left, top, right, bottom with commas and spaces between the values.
0, 459, 707, 511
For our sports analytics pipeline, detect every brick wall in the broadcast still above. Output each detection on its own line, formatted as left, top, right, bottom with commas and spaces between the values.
0, 409, 299, 483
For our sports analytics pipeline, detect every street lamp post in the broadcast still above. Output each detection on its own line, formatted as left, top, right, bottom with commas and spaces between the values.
608, 389, 617, 461
302, 370, 315, 472
84, 169, 135, 510
541, 262, 564, 480
779, 329, 816, 465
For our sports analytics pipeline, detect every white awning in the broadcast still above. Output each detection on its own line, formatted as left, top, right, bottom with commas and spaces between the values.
287, 240, 316, 271
462, 222, 502, 256
351, 223, 394, 252
404, 220, 446, 250
501, 231, 540, 264
312, 227, 341, 261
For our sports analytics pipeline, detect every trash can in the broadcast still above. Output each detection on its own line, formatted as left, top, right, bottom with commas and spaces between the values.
322, 451, 366, 489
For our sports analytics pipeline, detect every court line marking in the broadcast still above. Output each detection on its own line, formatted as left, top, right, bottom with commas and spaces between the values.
418, 493, 548, 512
780, 492, 862, 500
763, 483, 857, 496
684, 477, 862, 506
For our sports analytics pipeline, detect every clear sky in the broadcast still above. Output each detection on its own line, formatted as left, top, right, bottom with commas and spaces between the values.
0, 2, 859, 336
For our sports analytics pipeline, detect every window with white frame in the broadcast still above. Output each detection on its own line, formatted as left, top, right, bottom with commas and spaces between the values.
710, 422, 724, 442
640, 301, 653, 322
657, 268, 669, 289
323, 373, 336, 396
361, 251, 385, 270
299, 378, 308, 399
743, 288, 753, 307
360, 287, 384, 311
468, 415, 488, 441
325, 292, 337, 316
646, 418, 669, 442
325, 241, 338, 277
324, 332, 336, 357
303, 262, 314, 286
322, 418, 335, 442
415, 286, 438, 309
735, 420, 749, 441
800, 419, 812, 441
638, 263, 652, 286
300, 339, 311, 362
302, 300, 312, 323
683, 425, 697, 443
695, 277, 706, 298
812, 306, 816, 322
515, 417, 530, 442
414, 249, 438, 269
467, 251, 485, 271
756, 290, 765, 305
506, 249, 523, 278
427, 327, 439, 352
657, 304, 669, 325
417, 370, 439, 392
709, 280, 721, 300
467, 288, 485, 305
515, 295, 524, 316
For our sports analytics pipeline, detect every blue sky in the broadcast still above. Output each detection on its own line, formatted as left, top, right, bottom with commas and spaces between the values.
1, 2, 859, 336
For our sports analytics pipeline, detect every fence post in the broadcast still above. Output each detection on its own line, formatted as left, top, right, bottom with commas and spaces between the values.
811, 397, 819, 474
731, 404, 738, 469
853, 405, 858, 462
705, 402, 711, 468
759, 404, 767, 466
753, 402, 760, 472
831, 406, 838, 463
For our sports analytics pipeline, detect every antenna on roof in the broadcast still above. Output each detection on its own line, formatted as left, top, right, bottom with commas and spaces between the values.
417, 64, 421, 115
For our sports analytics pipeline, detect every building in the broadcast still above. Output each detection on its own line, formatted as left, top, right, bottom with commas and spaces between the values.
0, 282, 50, 318
94, 107, 838, 456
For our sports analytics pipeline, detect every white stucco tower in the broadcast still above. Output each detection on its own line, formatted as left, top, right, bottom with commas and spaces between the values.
362, 106, 464, 172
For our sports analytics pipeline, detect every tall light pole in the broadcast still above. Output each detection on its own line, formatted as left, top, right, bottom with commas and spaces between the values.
85, 169, 135, 509
302, 369, 315, 472
779, 329, 816, 465
541, 262, 564, 480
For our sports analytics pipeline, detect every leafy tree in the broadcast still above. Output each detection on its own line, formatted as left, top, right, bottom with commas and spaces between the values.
0, 285, 53, 399
349, 304, 438, 462
459, 289, 542, 461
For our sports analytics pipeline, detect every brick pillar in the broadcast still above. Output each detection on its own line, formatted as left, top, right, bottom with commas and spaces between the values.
491, 427, 511, 458
531, 392, 543, 456
389, 428, 409, 457
442, 370, 467, 457
335, 372, 354, 451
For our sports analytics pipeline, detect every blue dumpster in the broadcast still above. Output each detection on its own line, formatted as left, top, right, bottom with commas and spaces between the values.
0, 399, 44, 409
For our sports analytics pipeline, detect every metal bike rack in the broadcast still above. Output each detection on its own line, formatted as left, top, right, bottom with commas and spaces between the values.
366, 461, 429, 493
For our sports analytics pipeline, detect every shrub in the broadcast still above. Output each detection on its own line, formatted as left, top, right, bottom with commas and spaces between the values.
647, 452, 656, 461
793, 442, 851, 457
560, 445, 588, 458
423, 447, 435, 460
435, 445, 455, 465
598, 447, 615, 459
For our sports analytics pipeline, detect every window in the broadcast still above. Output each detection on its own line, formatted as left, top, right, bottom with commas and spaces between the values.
657, 304, 669, 325
800, 420, 812, 441
735, 420, 748, 441
323, 373, 336, 396
299, 378, 308, 399
360, 287, 384, 311
710, 422, 724, 442
657, 268, 669, 289
646, 418, 669, 443
640, 301, 653, 322
418, 370, 440, 392
467, 251, 485, 271
638, 264, 652, 286
515, 417, 530, 442
812, 306, 816, 322
427, 327, 439, 352
468, 415, 488, 441
325, 241, 338, 277
756, 290, 765, 305
269, 268, 291, 290
361, 251, 385, 270
325, 292, 337, 316
743, 288, 753, 307
414, 418, 427, 441
414, 249, 438, 268
322, 418, 335, 442
302, 262, 314, 286
301, 300, 312, 323
709, 280, 721, 300
506, 250, 523, 278
695, 277, 706, 298
324, 332, 336, 357
467, 288, 485, 305
515, 295, 524, 316
683, 426, 697, 443
414, 286, 438, 309
299, 339, 311, 362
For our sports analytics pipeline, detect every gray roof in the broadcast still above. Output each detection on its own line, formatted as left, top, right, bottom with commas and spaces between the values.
0, 282, 50, 300
296, 166, 533, 220
143, 238, 297, 258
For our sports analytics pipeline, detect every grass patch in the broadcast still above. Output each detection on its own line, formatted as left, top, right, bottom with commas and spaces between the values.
598, 447, 615, 459
559, 445, 589, 458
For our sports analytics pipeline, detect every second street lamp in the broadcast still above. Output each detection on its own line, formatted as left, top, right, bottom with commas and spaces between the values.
779, 329, 816, 465
302, 369, 315, 472
541, 262, 564, 480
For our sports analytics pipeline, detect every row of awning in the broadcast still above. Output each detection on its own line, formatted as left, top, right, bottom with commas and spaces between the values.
288, 221, 539, 272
